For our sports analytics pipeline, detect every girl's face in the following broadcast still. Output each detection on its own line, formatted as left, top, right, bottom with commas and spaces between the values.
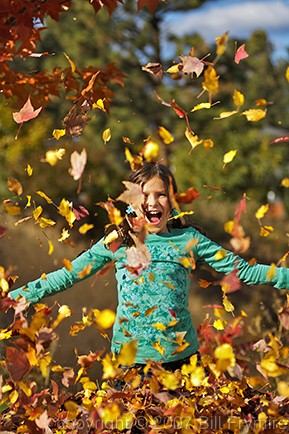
137, 176, 171, 234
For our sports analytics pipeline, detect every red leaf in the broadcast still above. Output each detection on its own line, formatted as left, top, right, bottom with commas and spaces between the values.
73, 205, 90, 220
137, 0, 160, 13
220, 269, 241, 294
175, 187, 199, 204
6, 346, 31, 382
12, 96, 42, 124
234, 43, 249, 64
270, 136, 289, 145
170, 99, 187, 118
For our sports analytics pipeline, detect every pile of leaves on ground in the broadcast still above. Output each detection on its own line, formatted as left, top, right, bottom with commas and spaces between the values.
0, 293, 289, 434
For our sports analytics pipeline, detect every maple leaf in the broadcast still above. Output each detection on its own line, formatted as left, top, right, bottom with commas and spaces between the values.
89, 0, 123, 15
234, 43, 249, 64
12, 96, 42, 139
174, 187, 199, 204
179, 55, 204, 78
220, 270, 241, 294
142, 62, 163, 78
6, 346, 31, 381
117, 181, 144, 211
69, 148, 87, 181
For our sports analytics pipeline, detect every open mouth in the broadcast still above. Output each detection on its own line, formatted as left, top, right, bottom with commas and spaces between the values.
145, 210, 162, 225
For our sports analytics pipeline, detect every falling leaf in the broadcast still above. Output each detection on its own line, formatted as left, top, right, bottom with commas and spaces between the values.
213, 319, 227, 330
117, 340, 137, 366
215, 110, 238, 119
117, 181, 144, 210
94, 309, 116, 329
223, 294, 235, 313
25, 164, 33, 176
12, 96, 42, 138
79, 223, 94, 235
255, 204, 269, 220
62, 258, 72, 271
152, 339, 166, 356
242, 109, 266, 122
7, 177, 23, 195
142, 138, 159, 162
142, 62, 163, 78
286, 66, 289, 83
215, 31, 229, 56
185, 128, 203, 151
102, 128, 111, 144
158, 125, 174, 144
191, 102, 211, 112
36, 190, 53, 204
233, 89, 245, 107
48, 239, 54, 255
223, 150, 237, 167
178, 55, 204, 77
3, 201, 21, 216
214, 343, 236, 371
202, 65, 219, 95
6, 346, 31, 381
234, 43, 249, 64
221, 270, 241, 294
43, 148, 66, 166
281, 178, 289, 188
92, 98, 106, 112
64, 52, 76, 72
267, 263, 276, 280
58, 228, 70, 242
52, 129, 66, 140
69, 148, 87, 181
203, 139, 214, 148
175, 187, 199, 204
58, 199, 76, 227
259, 225, 274, 237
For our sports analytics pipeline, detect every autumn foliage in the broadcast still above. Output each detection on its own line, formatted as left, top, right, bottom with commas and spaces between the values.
1, 0, 289, 432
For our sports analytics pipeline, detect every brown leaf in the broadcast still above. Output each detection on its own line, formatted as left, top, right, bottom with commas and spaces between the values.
7, 177, 23, 196
278, 294, 289, 330
6, 346, 30, 382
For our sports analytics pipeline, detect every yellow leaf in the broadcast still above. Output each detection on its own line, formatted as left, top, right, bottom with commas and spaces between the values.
3, 203, 21, 216
116, 413, 134, 431
52, 129, 66, 140
9, 390, 19, 404
101, 402, 121, 423
103, 229, 119, 246
94, 309, 116, 329
44, 148, 66, 166
278, 381, 289, 397
102, 128, 111, 143
124, 147, 143, 171
62, 258, 72, 271
143, 139, 159, 162
58, 228, 70, 242
158, 125, 174, 144
223, 294, 235, 313
0, 328, 13, 340
117, 340, 137, 366
202, 65, 219, 95
145, 306, 159, 316
281, 178, 289, 188
18, 381, 32, 397
93, 98, 106, 112
203, 139, 214, 148
267, 263, 276, 280
152, 339, 166, 355
26, 195, 31, 208
152, 322, 166, 331
261, 355, 288, 377
38, 217, 56, 228
255, 204, 269, 219
286, 66, 289, 83
36, 190, 53, 204
190, 102, 211, 112
215, 31, 229, 56
233, 89, 245, 107
242, 109, 266, 122
224, 220, 234, 234
64, 52, 76, 72
259, 225, 273, 237
79, 223, 94, 235
26, 164, 33, 176
48, 240, 54, 255
214, 343, 236, 371
215, 110, 238, 119
82, 381, 97, 391
102, 354, 118, 379
160, 372, 180, 390
213, 319, 227, 330
223, 150, 237, 167
33, 205, 43, 221
215, 249, 226, 260
185, 128, 203, 151
166, 64, 180, 74
58, 198, 76, 227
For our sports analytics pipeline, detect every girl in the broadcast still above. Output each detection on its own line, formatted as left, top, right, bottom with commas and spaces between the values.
9, 163, 289, 371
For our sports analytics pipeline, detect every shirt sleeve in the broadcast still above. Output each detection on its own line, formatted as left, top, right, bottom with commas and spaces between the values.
9, 238, 114, 303
194, 232, 289, 290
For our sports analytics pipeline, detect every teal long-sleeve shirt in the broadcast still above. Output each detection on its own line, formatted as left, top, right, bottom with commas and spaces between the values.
9, 227, 289, 363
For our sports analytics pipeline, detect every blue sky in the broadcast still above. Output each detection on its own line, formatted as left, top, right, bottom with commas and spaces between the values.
165, 0, 289, 60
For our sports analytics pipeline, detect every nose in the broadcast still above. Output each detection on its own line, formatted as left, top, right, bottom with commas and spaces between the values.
146, 193, 157, 207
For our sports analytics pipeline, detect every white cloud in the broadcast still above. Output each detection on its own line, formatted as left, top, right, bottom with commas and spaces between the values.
166, 0, 289, 40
